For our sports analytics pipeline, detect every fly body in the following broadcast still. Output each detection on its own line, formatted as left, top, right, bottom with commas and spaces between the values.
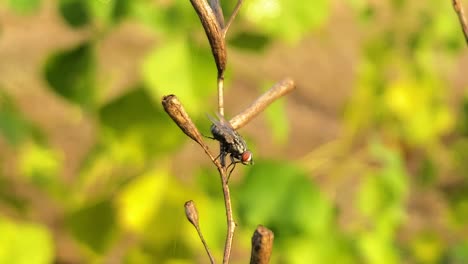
208, 113, 253, 167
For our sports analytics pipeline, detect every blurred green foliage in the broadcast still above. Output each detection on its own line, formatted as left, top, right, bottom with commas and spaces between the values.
1, 0, 468, 263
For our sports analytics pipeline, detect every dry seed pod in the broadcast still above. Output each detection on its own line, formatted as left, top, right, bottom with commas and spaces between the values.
190, 0, 227, 74
184, 200, 199, 228
161, 95, 204, 145
250, 225, 274, 264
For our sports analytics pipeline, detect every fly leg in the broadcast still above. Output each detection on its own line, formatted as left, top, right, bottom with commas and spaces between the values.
226, 155, 240, 183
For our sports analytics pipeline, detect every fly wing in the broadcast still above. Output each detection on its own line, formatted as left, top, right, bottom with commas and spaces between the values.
214, 113, 247, 152
207, 113, 237, 145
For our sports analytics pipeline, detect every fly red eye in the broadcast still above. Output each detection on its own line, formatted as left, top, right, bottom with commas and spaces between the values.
241, 151, 253, 164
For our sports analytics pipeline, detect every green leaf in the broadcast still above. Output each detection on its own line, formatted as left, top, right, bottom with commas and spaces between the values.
141, 37, 217, 115
263, 82, 289, 144
99, 87, 184, 159
448, 241, 468, 264
44, 42, 96, 109
129, 1, 198, 36
87, 0, 130, 26
0, 217, 54, 264
358, 142, 408, 221
229, 31, 272, 52
18, 142, 61, 187
409, 232, 444, 263
111, 0, 130, 23
59, 0, 91, 28
8, 0, 41, 14
235, 160, 334, 237
356, 142, 408, 264
0, 91, 33, 145
116, 169, 169, 234
65, 199, 116, 253
243, 0, 329, 43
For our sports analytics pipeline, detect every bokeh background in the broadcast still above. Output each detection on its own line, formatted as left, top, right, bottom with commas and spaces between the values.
1, 0, 468, 263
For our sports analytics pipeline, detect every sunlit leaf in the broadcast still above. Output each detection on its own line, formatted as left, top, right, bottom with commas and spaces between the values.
141, 37, 216, 115
433, 1, 465, 52
18, 142, 62, 190
235, 160, 334, 237
99, 87, 183, 159
8, 0, 41, 14
358, 141, 408, 221
283, 236, 357, 264
356, 142, 408, 264
447, 241, 468, 264
384, 79, 454, 145
243, 0, 329, 43
0, 92, 33, 145
87, 0, 130, 26
116, 169, 169, 233
0, 217, 54, 264
359, 232, 400, 264
130, 1, 198, 37
409, 232, 444, 263
44, 42, 96, 109
263, 82, 289, 145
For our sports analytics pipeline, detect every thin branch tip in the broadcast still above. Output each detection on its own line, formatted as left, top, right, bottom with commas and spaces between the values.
230, 78, 296, 130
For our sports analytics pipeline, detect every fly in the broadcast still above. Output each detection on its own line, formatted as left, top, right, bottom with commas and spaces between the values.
208, 113, 253, 179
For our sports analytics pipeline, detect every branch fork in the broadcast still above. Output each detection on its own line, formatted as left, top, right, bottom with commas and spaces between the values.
162, 1, 295, 263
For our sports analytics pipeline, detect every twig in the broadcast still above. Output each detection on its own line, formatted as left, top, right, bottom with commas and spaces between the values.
229, 78, 296, 130
218, 74, 225, 116
452, 0, 468, 44
223, 0, 244, 38
221, 176, 235, 264
161, 94, 234, 263
182, 2, 293, 263
185, 201, 216, 264
250, 226, 274, 264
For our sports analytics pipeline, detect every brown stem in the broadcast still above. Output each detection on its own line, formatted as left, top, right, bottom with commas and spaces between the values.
249, 225, 274, 264
221, 171, 235, 264
452, 0, 468, 44
229, 78, 296, 130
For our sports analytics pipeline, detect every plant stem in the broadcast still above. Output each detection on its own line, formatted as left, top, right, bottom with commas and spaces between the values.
218, 73, 225, 116
219, 167, 235, 264
452, 0, 468, 44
